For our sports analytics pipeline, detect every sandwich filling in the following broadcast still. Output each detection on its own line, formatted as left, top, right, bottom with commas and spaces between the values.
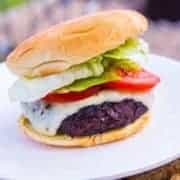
9, 38, 160, 137
21, 90, 153, 136
9, 38, 148, 102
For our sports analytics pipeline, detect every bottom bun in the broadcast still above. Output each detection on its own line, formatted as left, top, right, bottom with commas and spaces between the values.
19, 112, 150, 148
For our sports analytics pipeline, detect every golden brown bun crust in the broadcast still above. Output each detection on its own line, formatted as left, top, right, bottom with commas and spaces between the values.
19, 112, 149, 148
7, 10, 148, 77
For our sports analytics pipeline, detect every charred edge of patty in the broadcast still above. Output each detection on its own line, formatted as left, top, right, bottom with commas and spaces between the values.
58, 99, 148, 137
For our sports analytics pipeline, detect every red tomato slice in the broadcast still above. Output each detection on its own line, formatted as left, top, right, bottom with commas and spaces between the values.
43, 86, 101, 103
104, 69, 160, 91
43, 69, 160, 103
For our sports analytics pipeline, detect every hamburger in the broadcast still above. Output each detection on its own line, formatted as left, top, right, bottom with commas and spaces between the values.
6, 10, 160, 147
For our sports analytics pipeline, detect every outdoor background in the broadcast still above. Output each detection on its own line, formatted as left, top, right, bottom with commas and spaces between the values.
0, 0, 180, 179
1, 0, 180, 62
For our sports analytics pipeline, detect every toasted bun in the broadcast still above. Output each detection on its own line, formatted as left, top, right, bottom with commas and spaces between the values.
7, 10, 148, 77
19, 112, 149, 148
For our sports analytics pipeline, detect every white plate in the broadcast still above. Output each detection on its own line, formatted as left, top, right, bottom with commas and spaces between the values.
0, 54, 180, 180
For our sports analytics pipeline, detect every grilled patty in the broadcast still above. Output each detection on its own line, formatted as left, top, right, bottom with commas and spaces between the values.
58, 99, 148, 136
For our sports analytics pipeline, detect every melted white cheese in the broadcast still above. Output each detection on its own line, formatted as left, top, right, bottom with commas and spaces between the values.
9, 65, 96, 102
21, 90, 154, 136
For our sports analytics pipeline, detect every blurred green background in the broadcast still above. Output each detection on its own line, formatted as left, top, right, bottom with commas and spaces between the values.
0, 0, 28, 11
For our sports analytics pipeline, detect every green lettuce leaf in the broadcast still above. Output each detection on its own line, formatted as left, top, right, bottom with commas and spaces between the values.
56, 58, 141, 93
56, 69, 119, 93
103, 38, 148, 61
86, 56, 104, 76
107, 59, 141, 72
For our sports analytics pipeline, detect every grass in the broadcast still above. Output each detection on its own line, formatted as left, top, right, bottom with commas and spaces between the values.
0, 0, 29, 12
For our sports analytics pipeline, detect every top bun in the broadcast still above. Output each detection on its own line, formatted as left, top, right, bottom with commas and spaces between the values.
6, 10, 148, 77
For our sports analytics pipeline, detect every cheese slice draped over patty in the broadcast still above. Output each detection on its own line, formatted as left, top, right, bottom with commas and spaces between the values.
21, 90, 154, 136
